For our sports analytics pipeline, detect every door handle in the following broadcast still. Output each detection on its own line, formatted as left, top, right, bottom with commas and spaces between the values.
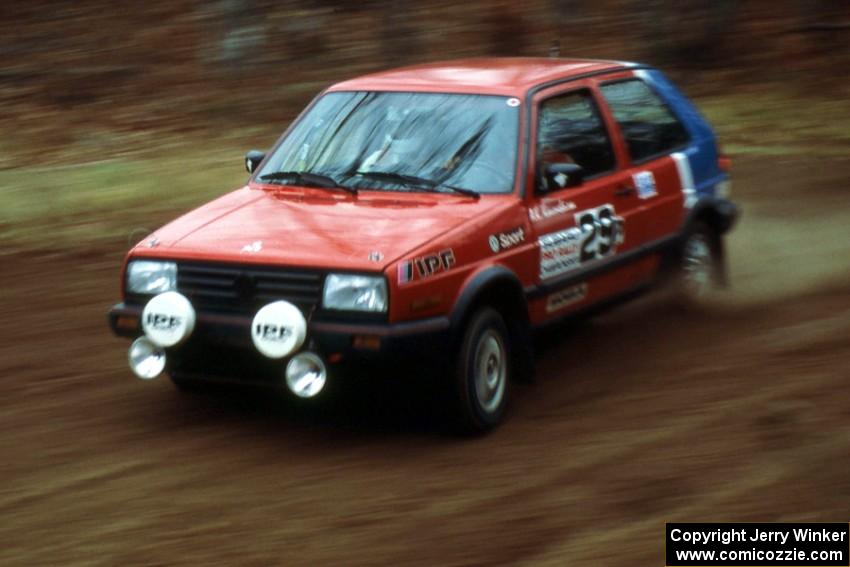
614, 185, 637, 197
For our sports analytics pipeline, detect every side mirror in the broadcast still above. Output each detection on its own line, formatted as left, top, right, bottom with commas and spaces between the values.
540, 163, 584, 192
245, 150, 265, 174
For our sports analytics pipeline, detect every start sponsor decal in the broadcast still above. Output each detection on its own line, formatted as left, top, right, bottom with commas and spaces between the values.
529, 198, 577, 222
488, 227, 525, 253
539, 204, 624, 280
398, 249, 456, 285
633, 170, 657, 199
545, 283, 588, 313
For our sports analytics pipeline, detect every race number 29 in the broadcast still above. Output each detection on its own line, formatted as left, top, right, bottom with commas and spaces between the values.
576, 204, 624, 263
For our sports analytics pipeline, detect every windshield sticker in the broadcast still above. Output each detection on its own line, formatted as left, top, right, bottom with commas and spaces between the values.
545, 284, 588, 313
398, 249, 456, 285
507, 98, 521, 107
633, 171, 657, 199
489, 227, 525, 253
539, 204, 624, 279
529, 198, 577, 222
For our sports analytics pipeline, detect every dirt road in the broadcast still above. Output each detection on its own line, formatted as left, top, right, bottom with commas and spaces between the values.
1, 156, 848, 566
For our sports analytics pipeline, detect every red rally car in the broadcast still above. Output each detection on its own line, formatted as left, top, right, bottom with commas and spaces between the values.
108, 58, 737, 432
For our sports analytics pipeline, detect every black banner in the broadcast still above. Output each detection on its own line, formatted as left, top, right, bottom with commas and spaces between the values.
666, 523, 849, 566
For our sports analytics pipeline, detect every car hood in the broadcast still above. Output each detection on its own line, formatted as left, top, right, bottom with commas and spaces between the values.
137, 186, 509, 271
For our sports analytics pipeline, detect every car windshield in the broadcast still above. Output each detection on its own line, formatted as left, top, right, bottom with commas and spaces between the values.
256, 91, 520, 195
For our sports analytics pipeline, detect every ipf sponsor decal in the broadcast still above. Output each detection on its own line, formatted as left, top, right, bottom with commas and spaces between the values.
398, 249, 456, 285
145, 312, 182, 331
253, 322, 292, 342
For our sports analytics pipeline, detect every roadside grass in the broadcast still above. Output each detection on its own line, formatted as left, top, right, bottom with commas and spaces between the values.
0, 88, 846, 254
698, 90, 850, 156
0, 145, 250, 254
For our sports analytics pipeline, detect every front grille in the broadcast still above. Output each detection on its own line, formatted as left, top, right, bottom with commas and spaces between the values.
176, 261, 324, 314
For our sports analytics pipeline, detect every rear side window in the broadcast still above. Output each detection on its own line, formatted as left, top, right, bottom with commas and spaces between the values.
537, 90, 616, 179
600, 79, 689, 162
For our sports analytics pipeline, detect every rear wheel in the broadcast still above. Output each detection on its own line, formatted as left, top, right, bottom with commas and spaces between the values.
677, 221, 725, 300
451, 307, 511, 434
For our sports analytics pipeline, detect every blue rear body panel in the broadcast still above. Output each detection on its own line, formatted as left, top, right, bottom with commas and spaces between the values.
638, 69, 727, 198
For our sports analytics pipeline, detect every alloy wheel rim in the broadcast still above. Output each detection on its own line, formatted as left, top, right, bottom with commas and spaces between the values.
474, 330, 506, 414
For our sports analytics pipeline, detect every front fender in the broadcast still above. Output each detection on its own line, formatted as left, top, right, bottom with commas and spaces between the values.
448, 264, 535, 382
449, 265, 527, 330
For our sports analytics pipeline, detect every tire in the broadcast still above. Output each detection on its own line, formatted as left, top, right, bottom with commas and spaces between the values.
451, 307, 511, 434
676, 220, 725, 300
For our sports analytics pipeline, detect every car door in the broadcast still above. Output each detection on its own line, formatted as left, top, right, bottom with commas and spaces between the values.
596, 73, 694, 278
526, 83, 645, 322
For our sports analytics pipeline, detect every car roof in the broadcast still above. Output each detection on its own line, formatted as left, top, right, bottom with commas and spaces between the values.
327, 57, 636, 97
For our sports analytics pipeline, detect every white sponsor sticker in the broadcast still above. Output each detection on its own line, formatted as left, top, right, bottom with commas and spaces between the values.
633, 170, 657, 199
539, 227, 583, 279
545, 283, 588, 313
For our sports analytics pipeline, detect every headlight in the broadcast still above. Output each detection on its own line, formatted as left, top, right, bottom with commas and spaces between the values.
126, 260, 177, 294
323, 274, 387, 313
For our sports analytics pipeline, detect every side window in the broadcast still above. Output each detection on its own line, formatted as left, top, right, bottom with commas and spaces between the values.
600, 79, 689, 162
537, 90, 616, 182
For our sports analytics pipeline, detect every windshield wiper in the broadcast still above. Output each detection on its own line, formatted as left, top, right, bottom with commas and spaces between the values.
352, 170, 479, 199
258, 170, 357, 195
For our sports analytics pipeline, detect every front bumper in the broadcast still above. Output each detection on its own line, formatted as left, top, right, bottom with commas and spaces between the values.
108, 303, 450, 374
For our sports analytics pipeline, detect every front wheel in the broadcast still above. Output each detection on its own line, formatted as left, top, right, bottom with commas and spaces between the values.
451, 307, 511, 434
